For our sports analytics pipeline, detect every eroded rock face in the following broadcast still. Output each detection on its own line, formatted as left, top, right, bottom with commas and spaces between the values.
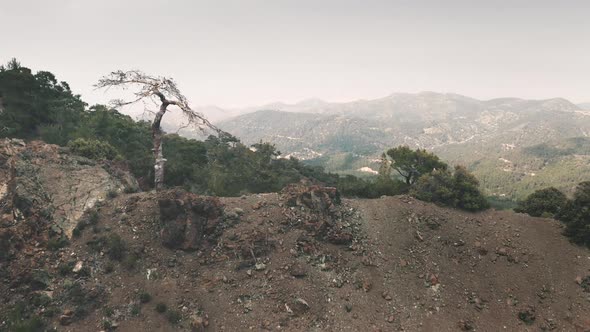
0, 139, 138, 239
158, 190, 224, 250
281, 183, 354, 245
280, 183, 340, 215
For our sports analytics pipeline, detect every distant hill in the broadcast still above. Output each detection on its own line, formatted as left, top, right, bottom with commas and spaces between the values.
213, 92, 590, 200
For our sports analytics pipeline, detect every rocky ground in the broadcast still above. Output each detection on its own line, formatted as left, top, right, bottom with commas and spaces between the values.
1, 139, 590, 332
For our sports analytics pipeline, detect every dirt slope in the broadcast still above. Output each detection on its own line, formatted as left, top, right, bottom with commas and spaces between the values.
3, 188, 589, 332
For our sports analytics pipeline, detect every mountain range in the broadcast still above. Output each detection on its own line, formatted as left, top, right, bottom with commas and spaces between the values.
159, 92, 590, 200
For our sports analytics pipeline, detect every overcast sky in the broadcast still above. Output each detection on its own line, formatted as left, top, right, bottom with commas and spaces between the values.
1, 0, 589, 108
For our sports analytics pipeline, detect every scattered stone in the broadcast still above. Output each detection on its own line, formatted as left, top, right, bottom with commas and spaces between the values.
429, 274, 439, 286
382, 291, 392, 301
59, 309, 74, 326
290, 263, 307, 278
190, 314, 209, 332
72, 261, 84, 273
458, 320, 475, 331
290, 298, 310, 315
518, 306, 536, 325
415, 230, 424, 242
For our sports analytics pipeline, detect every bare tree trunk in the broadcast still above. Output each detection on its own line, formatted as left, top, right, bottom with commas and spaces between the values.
152, 103, 168, 191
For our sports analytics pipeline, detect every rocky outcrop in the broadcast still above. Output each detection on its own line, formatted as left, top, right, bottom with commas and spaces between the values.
280, 183, 354, 245
280, 183, 340, 215
0, 139, 138, 240
158, 190, 224, 250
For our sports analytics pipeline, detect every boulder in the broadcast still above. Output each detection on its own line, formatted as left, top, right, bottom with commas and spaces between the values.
0, 139, 138, 238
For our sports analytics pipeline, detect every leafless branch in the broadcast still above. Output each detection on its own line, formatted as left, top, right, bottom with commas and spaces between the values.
95, 69, 223, 135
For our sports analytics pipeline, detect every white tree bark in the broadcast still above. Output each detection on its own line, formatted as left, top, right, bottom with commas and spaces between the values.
152, 103, 167, 191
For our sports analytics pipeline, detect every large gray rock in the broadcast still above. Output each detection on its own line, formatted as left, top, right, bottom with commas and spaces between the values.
0, 139, 138, 238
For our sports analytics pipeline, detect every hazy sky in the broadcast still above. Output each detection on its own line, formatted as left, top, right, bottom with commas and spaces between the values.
1, 0, 589, 108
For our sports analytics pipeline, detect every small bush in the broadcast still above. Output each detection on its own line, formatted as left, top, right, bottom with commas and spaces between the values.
130, 303, 141, 316
166, 309, 181, 324
74, 210, 100, 237
67, 138, 120, 160
139, 292, 152, 304
46, 236, 69, 251
88, 210, 100, 225
103, 306, 115, 318
30, 293, 52, 307
59, 280, 104, 320
514, 187, 567, 217
10, 315, 46, 332
106, 189, 119, 199
106, 234, 126, 261
57, 261, 75, 276
103, 262, 115, 274
124, 186, 139, 194
122, 252, 140, 270
155, 302, 167, 313
102, 319, 113, 330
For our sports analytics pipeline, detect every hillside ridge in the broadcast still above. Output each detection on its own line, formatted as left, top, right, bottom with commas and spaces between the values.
1, 139, 590, 331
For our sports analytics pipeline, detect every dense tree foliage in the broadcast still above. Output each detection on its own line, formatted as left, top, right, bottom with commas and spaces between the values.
556, 182, 590, 247
514, 182, 590, 248
0, 59, 490, 211
411, 166, 489, 211
386, 146, 447, 185
67, 138, 121, 161
0, 60, 348, 196
0, 59, 86, 141
514, 187, 568, 217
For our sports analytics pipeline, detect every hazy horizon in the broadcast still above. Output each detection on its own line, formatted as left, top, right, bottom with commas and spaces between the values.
2, 0, 590, 108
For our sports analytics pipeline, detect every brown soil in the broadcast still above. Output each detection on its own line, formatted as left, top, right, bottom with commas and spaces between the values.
2, 186, 590, 332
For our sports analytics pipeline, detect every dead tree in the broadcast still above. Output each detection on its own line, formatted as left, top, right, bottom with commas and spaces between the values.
96, 70, 221, 191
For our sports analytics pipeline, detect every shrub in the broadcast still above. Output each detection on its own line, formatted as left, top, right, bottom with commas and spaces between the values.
46, 236, 69, 251
106, 189, 119, 199
10, 315, 46, 332
412, 166, 489, 211
155, 302, 167, 313
103, 306, 115, 317
59, 280, 103, 320
105, 234, 126, 261
102, 319, 114, 330
557, 181, 590, 247
74, 209, 100, 237
514, 187, 567, 217
139, 292, 152, 304
130, 303, 141, 316
122, 252, 140, 271
166, 309, 182, 324
103, 262, 115, 274
67, 138, 120, 161
57, 261, 75, 276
